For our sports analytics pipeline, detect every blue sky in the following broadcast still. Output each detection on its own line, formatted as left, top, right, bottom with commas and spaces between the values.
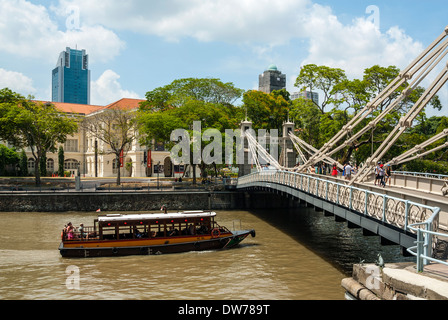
0, 0, 447, 116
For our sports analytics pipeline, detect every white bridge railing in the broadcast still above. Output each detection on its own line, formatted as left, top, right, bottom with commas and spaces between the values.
238, 170, 443, 271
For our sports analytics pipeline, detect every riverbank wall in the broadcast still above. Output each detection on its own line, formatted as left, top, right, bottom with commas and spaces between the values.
342, 263, 448, 300
0, 190, 294, 212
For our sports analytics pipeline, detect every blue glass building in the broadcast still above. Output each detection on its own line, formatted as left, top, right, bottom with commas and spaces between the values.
52, 47, 90, 104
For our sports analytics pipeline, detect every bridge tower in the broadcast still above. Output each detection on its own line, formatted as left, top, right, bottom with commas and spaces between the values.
238, 119, 253, 177
281, 120, 296, 168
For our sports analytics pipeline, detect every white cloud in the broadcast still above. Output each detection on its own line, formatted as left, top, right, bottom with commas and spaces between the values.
91, 70, 141, 105
300, 4, 425, 79
0, 0, 125, 63
54, 0, 311, 45
0, 68, 36, 96
53, 0, 426, 81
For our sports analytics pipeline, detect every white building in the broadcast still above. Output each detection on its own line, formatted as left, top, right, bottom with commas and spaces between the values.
23, 98, 181, 179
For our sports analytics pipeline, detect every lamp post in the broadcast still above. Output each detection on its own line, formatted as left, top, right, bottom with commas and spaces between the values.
157, 161, 160, 190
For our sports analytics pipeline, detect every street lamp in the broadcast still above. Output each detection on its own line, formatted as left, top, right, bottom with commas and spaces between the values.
157, 161, 160, 190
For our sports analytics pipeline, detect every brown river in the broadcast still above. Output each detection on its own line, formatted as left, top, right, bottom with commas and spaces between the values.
0, 207, 412, 300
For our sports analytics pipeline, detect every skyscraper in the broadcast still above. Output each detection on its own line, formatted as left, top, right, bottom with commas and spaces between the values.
258, 64, 286, 94
52, 47, 90, 104
290, 90, 319, 106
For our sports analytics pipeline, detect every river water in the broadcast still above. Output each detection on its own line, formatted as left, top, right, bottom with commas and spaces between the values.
0, 207, 413, 300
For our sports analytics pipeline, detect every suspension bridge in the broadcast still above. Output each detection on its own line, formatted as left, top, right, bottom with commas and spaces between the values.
237, 25, 448, 273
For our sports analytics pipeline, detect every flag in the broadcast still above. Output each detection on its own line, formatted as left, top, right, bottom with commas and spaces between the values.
96, 208, 101, 212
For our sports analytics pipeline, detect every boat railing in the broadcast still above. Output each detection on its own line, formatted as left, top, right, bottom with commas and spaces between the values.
62, 226, 98, 241
212, 222, 231, 234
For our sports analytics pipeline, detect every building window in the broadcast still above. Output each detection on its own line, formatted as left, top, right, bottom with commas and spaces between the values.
64, 139, 79, 152
47, 158, 54, 172
64, 159, 79, 170
27, 158, 35, 171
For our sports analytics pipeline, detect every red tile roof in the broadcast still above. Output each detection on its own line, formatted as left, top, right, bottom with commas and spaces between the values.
35, 101, 104, 115
104, 98, 145, 111
34, 98, 145, 115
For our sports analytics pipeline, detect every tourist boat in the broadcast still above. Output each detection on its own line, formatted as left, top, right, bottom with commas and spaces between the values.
59, 210, 256, 258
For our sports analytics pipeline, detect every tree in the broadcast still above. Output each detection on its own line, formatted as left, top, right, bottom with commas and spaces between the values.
139, 99, 241, 183
294, 64, 347, 114
58, 146, 65, 177
0, 90, 79, 186
19, 149, 28, 177
139, 78, 244, 183
242, 89, 290, 132
289, 97, 322, 147
140, 78, 244, 112
291, 64, 445, 167
0, 145, 19, 176
82, 106, 138, 186
40, 152, 47, 177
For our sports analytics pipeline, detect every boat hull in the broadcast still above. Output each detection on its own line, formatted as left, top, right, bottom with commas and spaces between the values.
59, 230, 255, 258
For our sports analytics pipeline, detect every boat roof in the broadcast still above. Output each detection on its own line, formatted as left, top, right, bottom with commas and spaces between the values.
97, 211, 216, 223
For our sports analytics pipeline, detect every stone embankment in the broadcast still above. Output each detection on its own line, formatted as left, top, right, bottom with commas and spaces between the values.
0, 189, 292, 212
342, 263, 448, 300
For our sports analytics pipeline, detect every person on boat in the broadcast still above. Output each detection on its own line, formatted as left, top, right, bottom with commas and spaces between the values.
197, 223, 209, 235
168, 227, 178, 236
188, 224, 195, 235
78, 223, 85, 239
133, 226, 143, 238
66, 222, 75, 240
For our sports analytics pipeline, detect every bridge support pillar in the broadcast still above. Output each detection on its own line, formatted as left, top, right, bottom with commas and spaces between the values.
380, 236, 396, 246
323, 210, 334, 217
347, 221, 361, 229
335, 215, 346, 222
362, 228, 377, 237
401, 246, 414, 257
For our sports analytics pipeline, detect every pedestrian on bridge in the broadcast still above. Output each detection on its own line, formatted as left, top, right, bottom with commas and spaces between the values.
379, 164, 386, 187
385, 164, 392, 186
331, 163, 338, 177
344, 163, 353, 180
374, 162, 382, 186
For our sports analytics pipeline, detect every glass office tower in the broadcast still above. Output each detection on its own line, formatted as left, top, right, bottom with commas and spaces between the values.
52, 47, 90, 104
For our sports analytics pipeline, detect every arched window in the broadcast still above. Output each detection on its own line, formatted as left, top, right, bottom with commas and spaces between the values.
27, 158, 35, 172
47, 158, 54, 172
64, 159, 79, 170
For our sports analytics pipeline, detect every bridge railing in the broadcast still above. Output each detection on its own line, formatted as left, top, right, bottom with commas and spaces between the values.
238, 170, 442, 270
394, 171, 448, 181
407, 216, 448, 272
388, 171, 448, 195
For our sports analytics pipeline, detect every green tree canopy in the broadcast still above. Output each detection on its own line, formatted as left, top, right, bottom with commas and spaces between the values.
294, 64, 347, 114
291, 64, 445, 167
138, 78, 245, 182
0, 88, 79, 185
242, 89, 290, 132
140, 78, 244, 112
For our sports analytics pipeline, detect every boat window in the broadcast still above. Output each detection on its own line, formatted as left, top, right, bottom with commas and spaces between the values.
95, 214, 217, 240
101, 226, 117, 240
